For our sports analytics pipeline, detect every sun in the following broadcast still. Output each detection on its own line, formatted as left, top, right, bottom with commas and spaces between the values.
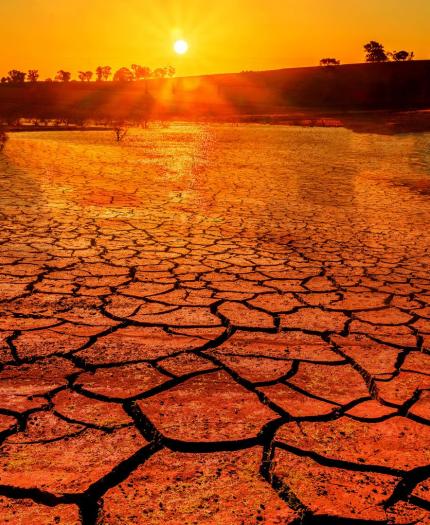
174, 39, 189, 55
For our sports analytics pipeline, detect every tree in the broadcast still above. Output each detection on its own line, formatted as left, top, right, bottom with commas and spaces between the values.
55, 70, 71, 82
132, 64, 152, 80
7, 70, 26, 83
152, 67, 168, 78
102, 66, 112, 81
96, 66, 112, 81
131, 64, 151, 80
166, 65, 176, 77
96, 66, 103, 81
113, 67, 133, 82
391, 50, 414, 62
131, 64, 141, 79
320, 58, 340, 66
364, 41, 388, 62
112, 122, 129, 142
27, 69, 39, 82
78, 70, 93, 81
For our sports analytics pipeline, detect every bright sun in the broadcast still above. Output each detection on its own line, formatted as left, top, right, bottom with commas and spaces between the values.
174, 39, 189, 55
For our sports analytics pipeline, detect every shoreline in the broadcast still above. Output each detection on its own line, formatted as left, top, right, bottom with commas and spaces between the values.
4, 109, 430, 135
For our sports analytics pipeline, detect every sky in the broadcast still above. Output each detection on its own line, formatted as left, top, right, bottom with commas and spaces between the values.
0, 0, 429, 78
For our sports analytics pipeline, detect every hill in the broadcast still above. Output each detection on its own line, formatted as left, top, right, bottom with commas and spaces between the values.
0, 61, 429, 124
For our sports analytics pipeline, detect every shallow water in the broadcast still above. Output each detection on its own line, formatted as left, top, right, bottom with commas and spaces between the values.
2, 124, 430, 247
0, 124, 430, 523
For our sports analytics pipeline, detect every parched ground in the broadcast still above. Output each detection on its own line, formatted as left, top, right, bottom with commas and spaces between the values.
0, 125, 429, 524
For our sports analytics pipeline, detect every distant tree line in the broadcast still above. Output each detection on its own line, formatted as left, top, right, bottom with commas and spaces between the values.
364, 42, 414, 63
0, 64, 176, 84
320, 41, 414, 67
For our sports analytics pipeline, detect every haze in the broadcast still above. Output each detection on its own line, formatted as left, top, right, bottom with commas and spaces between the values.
0, 0, 429, 78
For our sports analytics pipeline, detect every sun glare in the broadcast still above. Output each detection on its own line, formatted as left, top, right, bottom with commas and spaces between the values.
174, 39, 189, 55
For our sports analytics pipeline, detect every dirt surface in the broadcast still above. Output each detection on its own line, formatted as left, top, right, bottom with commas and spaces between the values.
0, 125, 429, 524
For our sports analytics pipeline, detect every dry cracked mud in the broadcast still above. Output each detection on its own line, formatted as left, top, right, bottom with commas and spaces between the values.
0, 125, 429, 524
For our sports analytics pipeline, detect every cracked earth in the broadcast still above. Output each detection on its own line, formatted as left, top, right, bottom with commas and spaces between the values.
0, 125, 429, 524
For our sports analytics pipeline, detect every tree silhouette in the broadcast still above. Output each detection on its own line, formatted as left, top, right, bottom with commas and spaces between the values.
364, 41, 389, 62
131, 64, 151, 80
103, 66, 112, 81
113, 67, 134, 82
7, 70, 26, 83
55, 70, 71, 82
155, 67, 175, 78
320, 58, 340, 66
96, 66, 112, 81
27, 69, 39, 82
0, 64, 177, 85
131, 64, 141, 80
166, 66, 176, 77
78, 71, 93, 82
112, 122, 129, 142
152, 67, 168, 78
102, 66, 112, 81
96, 66, 103, 82
391, 50, 414, 61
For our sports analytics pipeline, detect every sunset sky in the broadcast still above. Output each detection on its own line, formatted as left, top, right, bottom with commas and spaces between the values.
1, 0, 429, 78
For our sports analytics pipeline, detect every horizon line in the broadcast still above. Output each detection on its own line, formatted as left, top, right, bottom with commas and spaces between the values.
1, 59, 429, 84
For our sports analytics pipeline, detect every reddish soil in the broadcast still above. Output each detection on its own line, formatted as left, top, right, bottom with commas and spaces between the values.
0, 126, 429, 524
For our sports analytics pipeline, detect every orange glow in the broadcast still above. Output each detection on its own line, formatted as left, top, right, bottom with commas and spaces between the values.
0, 0, 428, 79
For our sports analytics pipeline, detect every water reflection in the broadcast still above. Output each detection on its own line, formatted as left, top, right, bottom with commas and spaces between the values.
3, 126, 430, 251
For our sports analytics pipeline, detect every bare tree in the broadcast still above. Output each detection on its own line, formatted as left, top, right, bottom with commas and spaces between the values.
112, 122, 129, 142
0, 130, 8, 152
27, 69, 39, 82
55, 70, 72, 82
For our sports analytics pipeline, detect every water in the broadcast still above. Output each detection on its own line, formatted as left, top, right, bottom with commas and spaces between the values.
2, 124, 430, 252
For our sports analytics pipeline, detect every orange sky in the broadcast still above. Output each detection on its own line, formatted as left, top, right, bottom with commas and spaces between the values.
1, 0, 429, 78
